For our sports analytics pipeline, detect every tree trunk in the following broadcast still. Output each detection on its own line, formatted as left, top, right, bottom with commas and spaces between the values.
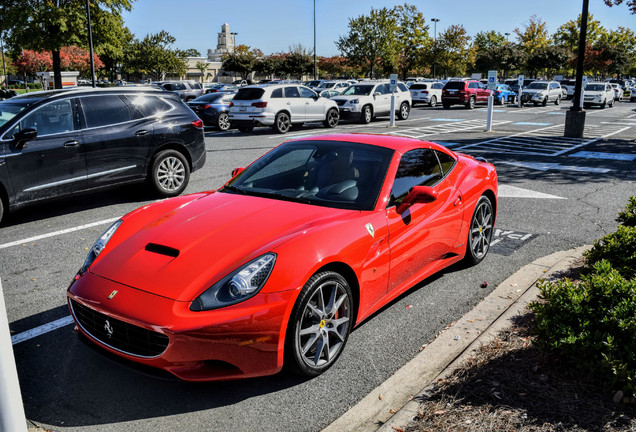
52, 50, 62, 89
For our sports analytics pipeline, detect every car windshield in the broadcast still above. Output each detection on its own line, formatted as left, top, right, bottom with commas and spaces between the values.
341, 85, 374, 96
0, 98, 41, 128
526, 82, 548, 90
585, 84, 605, 91
222, 140, 394, 211
318, 82, 336, 89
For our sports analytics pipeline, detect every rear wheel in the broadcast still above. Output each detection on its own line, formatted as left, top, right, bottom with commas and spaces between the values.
429, 96, 437, 107
464, 196, 494, 265
149, 149, 190, 197
217, 112, 230, 131
397, 102, 410, 120
466, 97, 475, 109
323, 108, 339, 128
273, 112, 291, 133
287, 271, 353, 377
442, 102, 451, 109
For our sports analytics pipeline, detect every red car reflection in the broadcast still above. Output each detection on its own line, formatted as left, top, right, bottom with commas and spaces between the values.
67, 133, 498, 381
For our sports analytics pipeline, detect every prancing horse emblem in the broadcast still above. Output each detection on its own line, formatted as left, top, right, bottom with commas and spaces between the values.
108, 290, 118, 299
365, 223, 375, 238
104, 320, 114, 339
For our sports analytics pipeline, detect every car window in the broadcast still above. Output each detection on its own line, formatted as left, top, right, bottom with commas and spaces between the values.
190, 83, 202, 90
234, 88, 266, 100
16, 99, 76, 136
468, 82, 478, 89
410, 84, 427, 90
526, 82, 548, 90
433, 83, 444, 89
376, 84, 391, 95
80, 95, 134, 128
284, 87, 300, 98
444, 81, 465, 90
342, 85, 374, 96
390, 148, 443, 206
126, 95, 173, 117
0, 99, 39, 130
397, 83, 408, 92
271, 88, 283, 98
299, 87, 316, 98
436, 150, 456, 175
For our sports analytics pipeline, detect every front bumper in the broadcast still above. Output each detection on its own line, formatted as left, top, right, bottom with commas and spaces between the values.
67, 271, 299, 381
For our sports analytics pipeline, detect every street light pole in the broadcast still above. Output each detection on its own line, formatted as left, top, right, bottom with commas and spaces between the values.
431, 18, 440, 79
564, 0, 589, 137
0, 34, 7, 90
85, 0, 96, 87
505, 32, 510, 41
313, 0, 317, 80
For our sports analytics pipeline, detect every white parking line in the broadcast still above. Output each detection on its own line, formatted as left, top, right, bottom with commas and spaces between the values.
11, 316, 74, 345
0, 217, 120, 250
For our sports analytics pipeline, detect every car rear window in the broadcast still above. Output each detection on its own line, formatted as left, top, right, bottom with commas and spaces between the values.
410, 84, 428, 90
126, 95, 174, 116
80, 95, 136, 128
444, 81, 465, 90
234, 88, 266, 100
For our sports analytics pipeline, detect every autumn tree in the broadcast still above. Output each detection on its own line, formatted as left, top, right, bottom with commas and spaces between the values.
603, 0, 636, 13
283, 44, 313, 79
61, 46, 104, 76
123, 31, 185, 81
553, 14, 607, 53
222, 44, 262, 79
13, 50, 52, 76
0, 0, 134, 89
254, 53, 286, 79
515, 15, 550, 55
318, 56, 356, 78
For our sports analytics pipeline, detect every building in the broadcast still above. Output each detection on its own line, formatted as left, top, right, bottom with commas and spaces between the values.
180, 23, 238, 83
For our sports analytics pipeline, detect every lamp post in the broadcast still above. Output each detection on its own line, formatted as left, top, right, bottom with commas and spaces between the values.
85, 0, 96, 87
313, 0, 317, 80
0, 33, 7, 90
564, 0, 589, 137
431, 18, 440, 79
505, 32, 510, 41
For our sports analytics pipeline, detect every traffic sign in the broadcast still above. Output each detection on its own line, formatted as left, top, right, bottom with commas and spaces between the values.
487, 70, 497, 91
390, 73, 397, 92
518, 75, 524, 87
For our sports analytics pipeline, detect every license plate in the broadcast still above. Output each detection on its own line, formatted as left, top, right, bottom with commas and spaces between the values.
239, 107, 246, 112
448, 90, 457, 93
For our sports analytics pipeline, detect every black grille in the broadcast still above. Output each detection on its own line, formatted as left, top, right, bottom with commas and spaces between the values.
335, 100, 346, 106
70, 299, 169, 358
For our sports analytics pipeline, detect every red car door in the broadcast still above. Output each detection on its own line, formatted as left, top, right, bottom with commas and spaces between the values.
385, 148, 464, 294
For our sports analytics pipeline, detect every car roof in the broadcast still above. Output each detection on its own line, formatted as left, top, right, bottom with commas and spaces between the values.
10, 87, 167, 102
290, 133, 455, 155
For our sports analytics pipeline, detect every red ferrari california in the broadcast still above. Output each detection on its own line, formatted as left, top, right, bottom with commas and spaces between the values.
67, 133, 497, 381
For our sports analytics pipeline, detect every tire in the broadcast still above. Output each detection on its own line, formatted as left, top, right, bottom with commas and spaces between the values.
429, 96, 437, 107
273, 112, 291, 134
286, 271, 353, 377
149, 149, 190, 197
0, 197, 4, 226
238, 126, 253, 133
601, 99, 606, 109
360, 105, 373, 124
554, 95, 561, 105
323, 108, 339, 128
542, 97, 548, 107
217, 112, 230, 131
510, 95, 517, 105
397, 102, 410, 120
442, 102, 451, 109
464, 196, 494, 265
609, 99, 615, 108
466, 97, 475, 109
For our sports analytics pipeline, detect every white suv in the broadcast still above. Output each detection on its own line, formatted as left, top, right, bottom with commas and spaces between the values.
331, 81, 412, 123
583, 82, 615, 108
228, 84, 340, 133
409, 81, 444, 107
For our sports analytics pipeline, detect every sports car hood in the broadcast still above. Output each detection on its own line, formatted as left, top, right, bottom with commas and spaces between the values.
90, 191, 350, 301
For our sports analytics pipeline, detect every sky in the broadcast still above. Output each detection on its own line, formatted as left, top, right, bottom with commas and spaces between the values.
122, 0, 636, 58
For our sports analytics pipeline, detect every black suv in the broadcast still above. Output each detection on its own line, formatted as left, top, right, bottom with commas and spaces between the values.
0, 87, 206, 222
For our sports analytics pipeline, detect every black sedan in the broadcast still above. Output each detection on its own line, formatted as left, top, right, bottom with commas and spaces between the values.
187, 92, 235, 130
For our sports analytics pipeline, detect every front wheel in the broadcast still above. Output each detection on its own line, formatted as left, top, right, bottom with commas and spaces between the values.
273, 112, 291, 133
464, 196, 494, 265
397, 102, 410, 120
217, 112, 230, 131
554, 95, 561, 105
287, 271, 353, 377
149, 149, 190, 197
542, 97, 548, 106
323, 108, 339, 128
360, 105, 373, 124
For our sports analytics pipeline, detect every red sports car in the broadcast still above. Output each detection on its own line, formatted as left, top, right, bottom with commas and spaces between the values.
67, 133, 497, 381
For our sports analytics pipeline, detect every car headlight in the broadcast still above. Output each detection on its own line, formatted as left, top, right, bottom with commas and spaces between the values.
190, 253, 277, 311
349, 99, 359, 105
80, 220, 122, 274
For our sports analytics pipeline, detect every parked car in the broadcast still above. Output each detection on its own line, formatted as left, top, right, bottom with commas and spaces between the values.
228, 84, 339, 133
0, 89, 18, 100
505, 78, 535, 95
493, 84, 517, 105
409, 81, 444, 107
560, 79, 577, 99
159, 81, 204, 101
314, 80, 350, 93
520, 81, 562, 106
67, 132, 498, 381
609, 83, 624, 101
305, 80, 325, 88
205, 83, 238, 94
582, 82, 615, 108
330, 80, 411, 123
188, 92, 236, 130
319, 89, 342, 99
0, 87, 206, 223
441, 80, 491, 109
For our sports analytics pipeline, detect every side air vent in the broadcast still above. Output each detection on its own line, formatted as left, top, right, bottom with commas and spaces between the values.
145, 243, 180, 258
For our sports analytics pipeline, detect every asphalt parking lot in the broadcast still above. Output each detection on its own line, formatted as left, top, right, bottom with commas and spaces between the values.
3, 99, 636, 432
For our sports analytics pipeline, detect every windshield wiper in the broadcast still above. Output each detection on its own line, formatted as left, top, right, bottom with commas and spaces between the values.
220, 185, 246, 195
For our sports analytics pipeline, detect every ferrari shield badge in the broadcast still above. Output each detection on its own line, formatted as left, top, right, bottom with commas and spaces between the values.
365, 223, 375, 238
108, 290, 118, 300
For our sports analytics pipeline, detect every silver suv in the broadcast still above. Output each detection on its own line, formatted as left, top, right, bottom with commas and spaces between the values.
330, 80, 411, 123
228, 84, 340, 133
159, 81, 204, 102
521, 81, 562, 106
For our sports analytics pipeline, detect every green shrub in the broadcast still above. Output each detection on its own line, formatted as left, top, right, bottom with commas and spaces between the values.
617, 196, 636, 227
531, 260, 636, 395
584, 225, 636, 280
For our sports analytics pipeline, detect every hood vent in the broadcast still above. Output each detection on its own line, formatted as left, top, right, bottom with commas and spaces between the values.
145, 243, 180, 258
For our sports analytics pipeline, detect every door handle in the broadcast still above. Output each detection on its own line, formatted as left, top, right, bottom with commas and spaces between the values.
453, 196, 462, 207
64, 140, 79, 148
135, 130, 148, 136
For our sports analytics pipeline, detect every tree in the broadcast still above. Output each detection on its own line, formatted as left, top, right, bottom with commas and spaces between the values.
13, 50, 52, 76
336, 7, 399, 78
603, 0, 636, 13
0, 0, 134, 89
392, 4, 430, 80
195, 61, 208, 82
222, 44, 262, 79
254, 54, 286, 79
473, 30, 507, 51
179, 48, 201, 57
124, 31, 185, 81
318, 56, 355, 78
514, 15, 550, 55
553, 14, 607, 53
283, 44, 313, 79
434, 25, 472, 78
526, 45, 569, 78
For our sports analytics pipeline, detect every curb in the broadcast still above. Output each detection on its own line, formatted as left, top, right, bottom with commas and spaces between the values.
321, 245, 591, 432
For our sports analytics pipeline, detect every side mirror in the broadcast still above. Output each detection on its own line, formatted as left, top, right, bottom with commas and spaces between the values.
13, 128, 38, 149
231, 167, 245, 177
396, 186, 438, 214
